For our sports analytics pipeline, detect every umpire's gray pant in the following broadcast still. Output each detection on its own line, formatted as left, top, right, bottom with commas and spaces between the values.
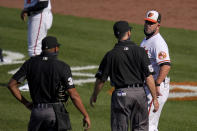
28, 106, 56, 131
111, 87, 148, 131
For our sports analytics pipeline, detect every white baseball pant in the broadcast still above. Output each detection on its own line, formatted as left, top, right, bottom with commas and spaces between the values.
27, 9, 53, 57
145, 77, 170, 131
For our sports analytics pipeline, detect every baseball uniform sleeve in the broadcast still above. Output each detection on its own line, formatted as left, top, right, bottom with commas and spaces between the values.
140, 48, 154, 77
12, 61, 28, 83
61, 65, 75, 90
95, 53, 110, 82
154, 39, 171, 65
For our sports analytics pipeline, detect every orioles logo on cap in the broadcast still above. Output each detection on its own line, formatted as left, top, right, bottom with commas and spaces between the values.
148, 13, 154, 17
158, 51, 167, 60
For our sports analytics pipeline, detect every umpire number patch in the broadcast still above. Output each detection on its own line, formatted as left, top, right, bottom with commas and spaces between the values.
148, 65, 154, 73
68, 77, 74, 85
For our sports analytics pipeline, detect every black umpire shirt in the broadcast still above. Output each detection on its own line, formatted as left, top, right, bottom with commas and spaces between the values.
12, 52, 75, 104
95, 40, 154, 88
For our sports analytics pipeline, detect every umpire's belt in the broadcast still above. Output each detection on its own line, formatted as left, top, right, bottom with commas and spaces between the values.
34, 102, 62, 108
117, 83, 143, 89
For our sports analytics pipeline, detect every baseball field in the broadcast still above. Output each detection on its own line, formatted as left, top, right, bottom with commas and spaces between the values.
0, 4, 197, 131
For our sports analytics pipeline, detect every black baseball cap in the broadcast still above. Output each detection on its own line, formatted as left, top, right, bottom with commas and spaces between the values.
113, 21, 132, 39
41, 36, 60, 50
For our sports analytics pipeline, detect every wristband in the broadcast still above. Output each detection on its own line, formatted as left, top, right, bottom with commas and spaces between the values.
155, 82, 160, 86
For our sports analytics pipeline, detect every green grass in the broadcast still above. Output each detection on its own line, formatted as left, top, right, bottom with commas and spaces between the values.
0, 6, 197, 131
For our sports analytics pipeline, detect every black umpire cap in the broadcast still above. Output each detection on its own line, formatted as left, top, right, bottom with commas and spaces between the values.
113, 21, 132, 39
42, 36, 60, 50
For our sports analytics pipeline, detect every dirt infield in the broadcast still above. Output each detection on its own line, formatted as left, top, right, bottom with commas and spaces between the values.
0, 0, 196, 30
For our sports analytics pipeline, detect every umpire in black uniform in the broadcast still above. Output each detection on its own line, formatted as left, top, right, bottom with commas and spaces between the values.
90, 21, 159, 131
8, 36, 91, 131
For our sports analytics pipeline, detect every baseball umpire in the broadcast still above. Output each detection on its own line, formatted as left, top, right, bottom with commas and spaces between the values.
90, 21, 159, 131
7, 36, 91, 131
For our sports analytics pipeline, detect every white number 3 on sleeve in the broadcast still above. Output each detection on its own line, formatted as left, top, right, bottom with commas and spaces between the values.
68, 77, 74, 85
